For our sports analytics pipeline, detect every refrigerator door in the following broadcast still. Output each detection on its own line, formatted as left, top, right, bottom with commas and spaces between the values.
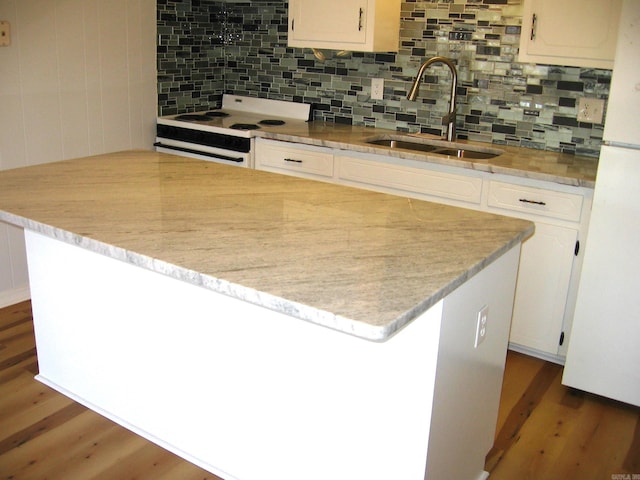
562, 145, 640, 407
602, 0, 640, 146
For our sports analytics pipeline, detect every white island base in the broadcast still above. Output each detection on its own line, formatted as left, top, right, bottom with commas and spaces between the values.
26, 229, 520, 480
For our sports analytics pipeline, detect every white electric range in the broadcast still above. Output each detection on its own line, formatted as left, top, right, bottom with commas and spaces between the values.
155, 95, 311, 168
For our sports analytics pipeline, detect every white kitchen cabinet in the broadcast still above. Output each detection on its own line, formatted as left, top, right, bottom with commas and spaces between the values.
507, 222, 577, 354
487, 181, 583, 356
486, 181, 584, 222
336, 155, 483, 206
287, 0, 401, 53
518, 0, 622, 69
255, 139, 334, 180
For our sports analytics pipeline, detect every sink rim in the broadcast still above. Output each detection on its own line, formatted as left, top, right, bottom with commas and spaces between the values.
364, 138, 441, 153
362, 134, 504, 159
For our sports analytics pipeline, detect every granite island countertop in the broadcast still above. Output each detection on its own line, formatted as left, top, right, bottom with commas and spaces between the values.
0, 150, 533, 341
252, 121, 599, 188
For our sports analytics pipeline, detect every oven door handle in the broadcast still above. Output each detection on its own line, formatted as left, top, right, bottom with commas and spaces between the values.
154, 142, 245, 163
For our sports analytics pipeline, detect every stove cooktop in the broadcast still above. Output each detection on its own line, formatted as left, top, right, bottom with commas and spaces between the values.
229, 123, 261, 131
174, 114, 215, 122
158, 95, 311, 138
205, 111, 230, 118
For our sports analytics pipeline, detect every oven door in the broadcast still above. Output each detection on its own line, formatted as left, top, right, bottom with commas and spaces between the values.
154, 138, 253, 168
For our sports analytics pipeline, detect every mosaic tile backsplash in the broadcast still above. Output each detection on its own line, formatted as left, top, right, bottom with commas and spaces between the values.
157, 0, 611, 158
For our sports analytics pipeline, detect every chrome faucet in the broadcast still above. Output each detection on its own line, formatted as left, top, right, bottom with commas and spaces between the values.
407, 56, 458, 142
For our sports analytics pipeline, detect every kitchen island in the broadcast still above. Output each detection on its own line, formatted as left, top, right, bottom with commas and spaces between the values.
0, 150, 532, 480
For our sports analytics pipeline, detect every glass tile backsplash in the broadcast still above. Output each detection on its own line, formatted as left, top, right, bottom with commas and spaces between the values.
157, 0, 611, 158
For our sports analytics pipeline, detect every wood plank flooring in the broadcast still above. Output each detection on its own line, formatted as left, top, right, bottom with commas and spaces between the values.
488, 350, 640, 479
1, 300, 639, 479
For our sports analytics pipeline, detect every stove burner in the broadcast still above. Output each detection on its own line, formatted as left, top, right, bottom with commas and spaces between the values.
205, 111, 230, 118
174, 114, 213, 121
229, 123, 261, 131
259, 119, 286, 126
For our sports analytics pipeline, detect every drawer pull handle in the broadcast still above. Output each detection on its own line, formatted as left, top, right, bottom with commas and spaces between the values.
530, 13, 537, 41
358, 8, 364, 31
519, 198, 546, 206
284, 158, 303, 163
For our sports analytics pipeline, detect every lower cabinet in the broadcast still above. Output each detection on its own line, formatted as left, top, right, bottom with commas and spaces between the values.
255, 138, 593, 362
485, 180, 587, 360
508, 222, 577, 354
336, 154, 483, 206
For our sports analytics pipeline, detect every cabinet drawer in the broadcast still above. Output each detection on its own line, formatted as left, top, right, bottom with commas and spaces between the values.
337, 156, 482, 205
488, 181, 583, 222
257, 141, 334, 178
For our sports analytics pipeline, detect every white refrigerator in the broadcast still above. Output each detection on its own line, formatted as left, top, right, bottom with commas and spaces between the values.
562, 0, 640, 407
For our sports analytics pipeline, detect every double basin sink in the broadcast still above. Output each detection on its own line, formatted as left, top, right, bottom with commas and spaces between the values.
363, 135, 502, 160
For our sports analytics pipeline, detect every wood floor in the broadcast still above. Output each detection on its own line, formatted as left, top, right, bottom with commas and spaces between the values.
1, 300, 638, 479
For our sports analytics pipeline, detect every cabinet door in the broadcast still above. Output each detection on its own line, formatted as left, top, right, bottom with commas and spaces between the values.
509, 222, 577, 355
518, 0, 622, 69
290, 0, 367, 45
288, 0, 400, 52
336, 155, 482, 206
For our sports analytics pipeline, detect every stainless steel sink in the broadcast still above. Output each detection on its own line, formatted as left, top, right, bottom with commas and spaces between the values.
432, 148, 499, 159
364, 135, 502, 160
366, 138, 440, 153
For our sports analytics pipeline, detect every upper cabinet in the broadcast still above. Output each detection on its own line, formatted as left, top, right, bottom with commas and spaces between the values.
288, 0, 401, 52
518, 0, 622, 69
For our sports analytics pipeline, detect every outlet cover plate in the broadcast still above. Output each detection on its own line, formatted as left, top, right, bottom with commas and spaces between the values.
371, 78, 384, 100
474, 305, 489, 348
577, 97, 604, 124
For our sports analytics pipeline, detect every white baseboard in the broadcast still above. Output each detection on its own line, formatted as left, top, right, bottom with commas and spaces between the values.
0, 285, 31, 308
508, 342, 565, 365
35, 374, 233, 480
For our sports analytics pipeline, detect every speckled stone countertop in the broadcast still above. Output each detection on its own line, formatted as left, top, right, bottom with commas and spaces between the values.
253, 122, 598, 188
0, 150, 533, 341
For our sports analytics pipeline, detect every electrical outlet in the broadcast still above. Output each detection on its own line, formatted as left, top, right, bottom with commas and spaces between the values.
0, 21, 10, 47
371, 78, 384, 100
474, 305, 489, 348
577, 97, 604, 124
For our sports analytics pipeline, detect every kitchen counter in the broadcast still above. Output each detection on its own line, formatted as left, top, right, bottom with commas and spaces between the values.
0, 149, 531, 341
252, 121, 598, 188
0, 149, 533, 480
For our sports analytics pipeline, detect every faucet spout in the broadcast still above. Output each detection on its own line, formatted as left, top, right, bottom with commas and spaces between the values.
407, 56, 458, 142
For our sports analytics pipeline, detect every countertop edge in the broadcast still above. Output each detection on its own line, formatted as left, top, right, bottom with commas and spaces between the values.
0, 210, 534, 342
377, 224, 534, 340
1, 210, 533, 342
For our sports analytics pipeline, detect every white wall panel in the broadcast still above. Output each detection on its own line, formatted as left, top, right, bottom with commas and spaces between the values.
83, 0, 107, 154
17, 0, 65, 165
0, 3, 25, 172
0, 0, 157, 307
99, 0, 133, 152
56, 0, 92, 160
